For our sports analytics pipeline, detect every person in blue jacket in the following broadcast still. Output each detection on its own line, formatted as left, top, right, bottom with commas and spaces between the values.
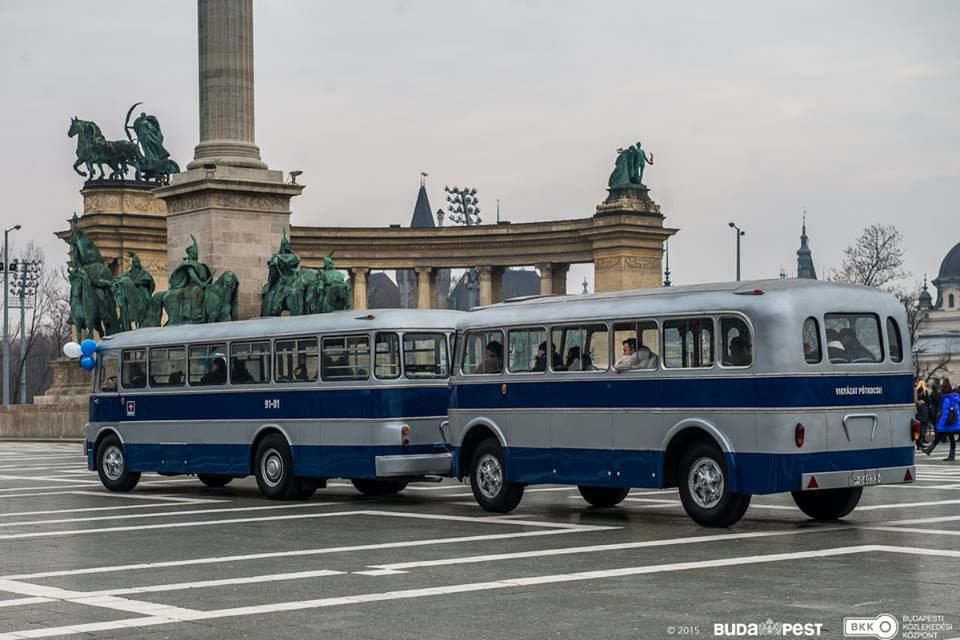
923, 380, 960, 461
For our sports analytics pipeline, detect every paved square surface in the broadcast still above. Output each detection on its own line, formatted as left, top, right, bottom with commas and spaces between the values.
0, 442, 957, 639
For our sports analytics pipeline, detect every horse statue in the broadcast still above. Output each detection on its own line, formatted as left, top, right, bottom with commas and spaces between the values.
69, 117, 142, 181
68, 266, 119, 340
321, 278, 352, 313
203, 272, 240, 323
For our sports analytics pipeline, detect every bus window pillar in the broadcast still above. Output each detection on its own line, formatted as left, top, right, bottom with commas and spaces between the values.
415, 267, 435, 309
351, 267, 369, 310
478, 266, 494, 306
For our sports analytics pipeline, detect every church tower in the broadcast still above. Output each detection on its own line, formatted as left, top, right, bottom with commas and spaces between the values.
796, 212, 817, 280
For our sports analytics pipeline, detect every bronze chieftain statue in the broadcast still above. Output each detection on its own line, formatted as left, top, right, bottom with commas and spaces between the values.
608, 141, 654, 189
161, 236, 238, 325
113, 253, 157, 331
69, 103, 179, 184
67, 214, 121, 339
261, 230, 352, 316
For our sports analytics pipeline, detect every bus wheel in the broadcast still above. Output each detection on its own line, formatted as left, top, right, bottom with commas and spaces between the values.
578, 486, 630, 508
351, 479, 408, 496
791, 487, 862, 520
96, 434, 140, 492
470, 439, 524, 513
254, 434, 298, 500
197, 474, 232, 488
678, 439, 751, 527
296, 478, 319, 500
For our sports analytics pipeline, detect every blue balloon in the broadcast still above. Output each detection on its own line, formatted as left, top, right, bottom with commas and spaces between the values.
80, 355, 96, 371
80, 339, 97, 357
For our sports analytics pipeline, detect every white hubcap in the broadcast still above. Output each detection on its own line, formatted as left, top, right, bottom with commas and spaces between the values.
476, 453, 503, 499
102, 445, 124, 481
261, 449, 284, 487
688, 456, 724, 509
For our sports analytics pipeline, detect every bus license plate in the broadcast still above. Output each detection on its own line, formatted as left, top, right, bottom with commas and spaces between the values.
848, 471, 880, 487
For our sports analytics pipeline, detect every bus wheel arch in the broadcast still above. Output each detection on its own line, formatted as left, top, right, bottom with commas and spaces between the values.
92, 427, 123, 471
249, 425, 293, 476
95, 430, 140, 492
457, 421, 505, 481
661, 421, 738, 491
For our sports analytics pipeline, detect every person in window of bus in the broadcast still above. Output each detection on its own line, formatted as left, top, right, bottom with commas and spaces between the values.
727, 336, 751, 366
614, 338, 639, 373
563, 346, 582, 371
826, 329, 846, 362
201, 358, 227, 384
839, 328, 872, 361
126, 363, 146, 388
533, 342, 548, 372
293, 364, 309, 381
923, 380, 960, 460
232, 360, 254, 383
477, 341, 503, 374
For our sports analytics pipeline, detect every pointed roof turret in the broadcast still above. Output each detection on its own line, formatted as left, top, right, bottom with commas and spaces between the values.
796, 210, 817, 280
409, 175, 435, 228
919, 275, 933, 310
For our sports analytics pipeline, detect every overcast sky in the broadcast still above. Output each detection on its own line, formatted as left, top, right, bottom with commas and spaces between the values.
1, 0, 957, 292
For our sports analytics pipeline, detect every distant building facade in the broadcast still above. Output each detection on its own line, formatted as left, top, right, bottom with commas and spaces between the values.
915, 241, 960, 382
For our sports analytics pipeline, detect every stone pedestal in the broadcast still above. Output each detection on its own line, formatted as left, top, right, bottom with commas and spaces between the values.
154, 166, 304, 320
32, 358, 90, 406
591, 185, 673, 293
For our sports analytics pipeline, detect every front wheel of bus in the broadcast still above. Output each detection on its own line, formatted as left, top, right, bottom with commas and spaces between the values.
678, 440, 751, 527
254, 434, 299, 500
96, 434, 140, 492
470, 439, 524, 513
351, 479, 408, 496
578, 486, 630, 508
791, 487, 862, 520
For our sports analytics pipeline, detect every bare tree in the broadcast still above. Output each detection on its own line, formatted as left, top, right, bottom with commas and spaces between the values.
830, 224, 907, 288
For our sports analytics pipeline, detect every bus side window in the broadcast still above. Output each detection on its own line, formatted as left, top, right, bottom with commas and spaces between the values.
720, 317, 752, 367
462, 330, 503, 375
375, 333, 400, 379
98, 354, 119, 392
886, 317, 903, 363
613, 320, 659, 371
149, 347, 186, 387
824, 313, 882, 364
507, 327, 546, 373
276, 338, 319, 382
550, 325, 608, 372
230, 341, 270, 384
189, 344, 227, 386
663, 318, 714, 368
403, 333, 449, 378
802, 317, 822, 364
322, 336, 369, 381
121, 349, 147, 389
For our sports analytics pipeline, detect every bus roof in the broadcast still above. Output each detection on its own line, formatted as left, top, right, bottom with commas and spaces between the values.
98, 309, 466, 350
463, 279, 902, 327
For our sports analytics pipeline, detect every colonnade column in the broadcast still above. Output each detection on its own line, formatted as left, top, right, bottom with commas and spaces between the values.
478, 266, 494, 307
537, 263, 554, 295
351, 268, 368, 310
491, 266, 505, 304
551, 263, 569, 296
415, 267, 435, 310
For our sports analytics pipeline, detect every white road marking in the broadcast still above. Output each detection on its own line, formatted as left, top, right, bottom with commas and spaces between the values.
80, 569, 345, 597
0, 500, 227, 519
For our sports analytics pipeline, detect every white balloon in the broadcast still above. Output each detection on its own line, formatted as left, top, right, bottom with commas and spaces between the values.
63, 342, 82, 359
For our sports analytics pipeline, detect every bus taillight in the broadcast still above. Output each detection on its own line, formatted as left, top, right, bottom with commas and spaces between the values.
911, 419, 921, 442
401, 425, 410, 447
795, 423, 805, 448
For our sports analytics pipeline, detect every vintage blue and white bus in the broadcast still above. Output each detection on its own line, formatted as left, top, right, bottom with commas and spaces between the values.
445, 279, 917, 527
85, 309, 463, 499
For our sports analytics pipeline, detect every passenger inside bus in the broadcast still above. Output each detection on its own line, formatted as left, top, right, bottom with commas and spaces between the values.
294, 364, 309, 381
614, 338, 639, 372
532, 341, 562, 372
562, 346, 592, 371
726, 336, 752, 366
477, 341, 503, 374
125, 363, 146, 388
232, 360, 254, 383
201, 358, 227, 384
826, 329, 846, 362
839, 328, 874, 361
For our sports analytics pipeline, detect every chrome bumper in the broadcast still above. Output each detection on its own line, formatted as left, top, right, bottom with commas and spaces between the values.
375, 453, 452, 477
800, 465, 915, 491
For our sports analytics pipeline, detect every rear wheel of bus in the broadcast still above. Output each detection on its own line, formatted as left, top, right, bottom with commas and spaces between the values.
96, 433, 140, 492
470, 438, 524, 513
254, 434, 308, 500
352, 479, 408, 496
791, 487, 862, 520
578, 486, 629, 508
677, 439, 751, 527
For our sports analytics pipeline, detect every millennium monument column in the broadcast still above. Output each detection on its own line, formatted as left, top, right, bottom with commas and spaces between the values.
155, 0, 303, 319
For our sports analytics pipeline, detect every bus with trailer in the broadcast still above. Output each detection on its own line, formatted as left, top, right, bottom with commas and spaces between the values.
444, 279, 918, 527
85, 309, 463, 499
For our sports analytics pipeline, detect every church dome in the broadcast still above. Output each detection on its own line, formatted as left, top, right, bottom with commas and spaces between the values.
937, 242, 960, 281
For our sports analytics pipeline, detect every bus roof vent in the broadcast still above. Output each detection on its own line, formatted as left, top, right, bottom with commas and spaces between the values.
734, 288, 764, 296
355, 314, 376, 320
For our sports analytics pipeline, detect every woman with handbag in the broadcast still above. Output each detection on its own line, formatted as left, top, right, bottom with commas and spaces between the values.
923, 380, 960, 461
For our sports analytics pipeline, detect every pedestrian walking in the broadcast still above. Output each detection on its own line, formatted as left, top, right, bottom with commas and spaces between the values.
916, 390, 933, 451
922, 380, 960, 461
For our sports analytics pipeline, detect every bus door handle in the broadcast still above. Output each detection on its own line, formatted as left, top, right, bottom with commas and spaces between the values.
438, 420, 450, 445
842, 413, 878, 442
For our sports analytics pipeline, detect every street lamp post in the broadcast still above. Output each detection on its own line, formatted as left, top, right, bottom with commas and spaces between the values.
9, 259, 40, 404
728, 222, 745, 281
445, 186, 482, 308
2, 224, 21, 406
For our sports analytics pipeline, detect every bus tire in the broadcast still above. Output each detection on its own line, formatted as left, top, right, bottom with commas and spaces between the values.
470, 439, 524, 513
96, 434, 140, 493
677, 439, 751, 527
578, 486, 630, 508
254, 434, 299, 500
351, 479, 408, 496
791, 487, 862, 520
197, 474, 232, 488
296, 478, 319, 500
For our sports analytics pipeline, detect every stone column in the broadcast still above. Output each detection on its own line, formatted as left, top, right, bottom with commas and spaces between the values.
415, 267, 435, 310
551, 263, 569, 296
188, 0, 266, 170
491, 266, 505, 304
351, 268, 368, 310
537, 263, 554, 295
478, 266, 493, 306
